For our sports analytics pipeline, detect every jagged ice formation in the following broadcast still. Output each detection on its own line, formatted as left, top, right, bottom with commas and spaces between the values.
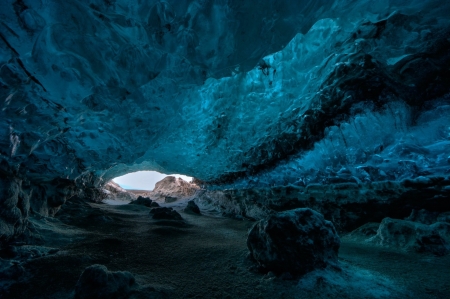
1, 0, 450, 241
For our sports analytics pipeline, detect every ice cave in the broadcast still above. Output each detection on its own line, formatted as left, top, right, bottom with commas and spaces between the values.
1, 0, 450, 298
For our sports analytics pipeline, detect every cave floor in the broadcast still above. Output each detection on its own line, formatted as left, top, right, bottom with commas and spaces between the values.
2, 200, 450, 299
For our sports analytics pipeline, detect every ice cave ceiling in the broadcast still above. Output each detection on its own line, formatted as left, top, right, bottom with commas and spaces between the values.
1, 0, 450, 187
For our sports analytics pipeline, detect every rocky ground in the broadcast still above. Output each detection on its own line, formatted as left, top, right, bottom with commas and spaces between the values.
0, 197, 449, 299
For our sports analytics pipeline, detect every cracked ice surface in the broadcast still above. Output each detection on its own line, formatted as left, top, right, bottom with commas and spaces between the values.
0, 0, 449, 186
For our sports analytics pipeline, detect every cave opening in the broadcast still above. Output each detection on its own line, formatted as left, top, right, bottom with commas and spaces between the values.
102, 171, 195, 205
113, 171, 193, 191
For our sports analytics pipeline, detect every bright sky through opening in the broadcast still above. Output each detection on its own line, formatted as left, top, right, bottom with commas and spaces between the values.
113, 171, 192, 190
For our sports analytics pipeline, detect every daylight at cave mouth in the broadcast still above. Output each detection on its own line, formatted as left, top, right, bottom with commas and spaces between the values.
1, 0, 450, 298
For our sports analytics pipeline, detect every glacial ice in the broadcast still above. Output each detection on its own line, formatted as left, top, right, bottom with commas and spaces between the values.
1, 1, 450, 296
1, 0, 449, 186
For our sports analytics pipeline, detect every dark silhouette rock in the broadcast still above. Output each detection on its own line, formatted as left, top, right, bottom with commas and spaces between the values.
406, 209, 450, 225
184, 200, 201, 215
150, 201, 160, 207
438, 212, 450, 224
247, 208, 340, 276
129, 196, 153, 207
149, 207, 183, 221
344, 222, 380, 242
406, 209, 440, 225
0, 258, 25, 282
164, 196, 177, 203
74, 264, 135, 299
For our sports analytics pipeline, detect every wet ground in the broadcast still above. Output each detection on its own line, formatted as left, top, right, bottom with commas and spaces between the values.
1, 199, 449, 299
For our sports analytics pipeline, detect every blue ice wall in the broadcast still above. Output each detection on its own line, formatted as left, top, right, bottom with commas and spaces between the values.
0, 0, 449, 186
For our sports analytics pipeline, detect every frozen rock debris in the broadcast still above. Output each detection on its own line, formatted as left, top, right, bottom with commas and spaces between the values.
247, 208, 340, 276
129, 196, 159, 207
1, 0, 450, 248
74, 264, 136, 299
372, 217, 450, 256
184, 200, 201, 215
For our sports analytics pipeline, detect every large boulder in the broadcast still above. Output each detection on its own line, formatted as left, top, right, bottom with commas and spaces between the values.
372, 217, 450, 256
149, 207, 183, 221
247, 208, 340, 276
406, 209, 441, 225
184, 200, 201, 215
74, 264, 136, 299
129, 196, 159, 208
343, 222, 380, 242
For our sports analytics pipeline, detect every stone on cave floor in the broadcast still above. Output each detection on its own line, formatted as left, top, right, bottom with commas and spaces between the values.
74, 264, 136, 299
164, 196, 178, 203
247, 208, 340, 276
342, 222, 381, 242
129, 196, 154, 207
149, 207, 183, 221
371, 217, 450, 256
184, 200, 201, 215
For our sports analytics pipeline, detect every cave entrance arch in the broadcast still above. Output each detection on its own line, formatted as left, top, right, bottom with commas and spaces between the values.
103, 171, 194, 205
113, 171, 193, 191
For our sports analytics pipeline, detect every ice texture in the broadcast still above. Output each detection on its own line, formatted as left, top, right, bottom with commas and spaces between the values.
0, 0, 450, 188
247, 208, 340, 276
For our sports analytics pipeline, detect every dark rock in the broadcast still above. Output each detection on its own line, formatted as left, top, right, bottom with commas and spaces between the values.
373, 217, 450, 256
344, 222, 380, 242
356, 166, 387, 182
164, 196, 177, 203
149, 207, 183, 221
74, 264, 136, 299
416, 232, 449, 256
0, 177, 30, 242
437, 212, 450, 223
402, 176, 433, 189
197, 179, 450, 234
129, 196, 153, 207
280, 272, 294, 280
150, 201, 160, 207
184, 200, 201, 215
264, 271, 276, 279
406, 209, 439, 225
0, 258, 25, 281
87, 210, 113, 223
247, 208, 340, 276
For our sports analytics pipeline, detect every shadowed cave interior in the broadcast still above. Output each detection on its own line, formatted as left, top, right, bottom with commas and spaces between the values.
1, 0, 450, 298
